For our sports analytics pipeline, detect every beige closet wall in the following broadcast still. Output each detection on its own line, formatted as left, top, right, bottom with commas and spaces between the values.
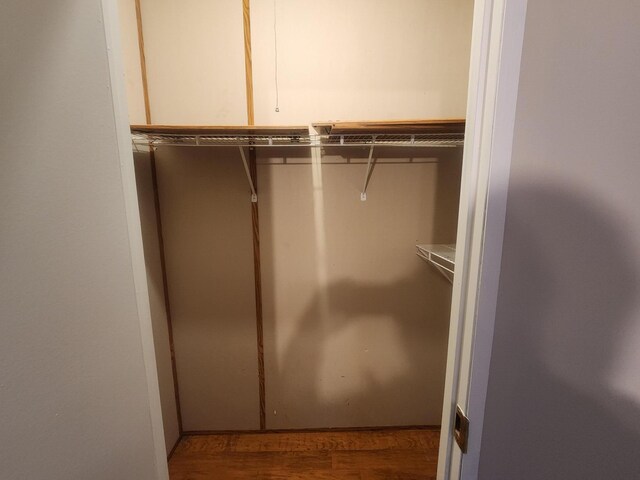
132, 153, 181, 450
259, 151, 462, 427
154, 148, 260, 431
138, 0, 247, 124
251, 0, 474, 124
117, 0, 473, 430
124, 0, 474, 124
117, 0, 146, 125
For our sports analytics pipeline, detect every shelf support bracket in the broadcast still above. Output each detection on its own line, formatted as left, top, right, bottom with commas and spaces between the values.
239, 146, 258, 202
361, 141, 376, 201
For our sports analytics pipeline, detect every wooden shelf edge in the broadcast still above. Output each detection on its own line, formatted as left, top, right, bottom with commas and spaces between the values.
130, 124, 310, 135
132, 119, 466, 136
313, 119, 466, 135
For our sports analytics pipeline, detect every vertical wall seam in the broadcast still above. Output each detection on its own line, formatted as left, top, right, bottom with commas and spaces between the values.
242, 0, 255, 125
135, 0, 152, 124
242, 0, 266, 430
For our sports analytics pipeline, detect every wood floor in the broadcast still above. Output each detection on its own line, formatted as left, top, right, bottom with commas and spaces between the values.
168, 428, 439, 479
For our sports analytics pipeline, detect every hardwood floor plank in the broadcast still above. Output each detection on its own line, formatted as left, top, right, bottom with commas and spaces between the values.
256, 471, 361, 480
169, 428, 439, 479
332, 450, 438, 472
176, 429, 438, 454
170, 451, 331, 470
360, 470, 436, 480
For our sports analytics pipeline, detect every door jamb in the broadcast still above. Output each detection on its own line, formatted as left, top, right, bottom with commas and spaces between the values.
102, 0, 528, 477
101, 0, 170, 478
437, 0, 528, 479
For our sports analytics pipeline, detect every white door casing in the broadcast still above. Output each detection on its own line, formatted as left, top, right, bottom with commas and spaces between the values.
437, 0, 528, 479
101, 0, 170, 478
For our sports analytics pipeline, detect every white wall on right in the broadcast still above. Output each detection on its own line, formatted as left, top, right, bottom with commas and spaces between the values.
479, 1, 640, 478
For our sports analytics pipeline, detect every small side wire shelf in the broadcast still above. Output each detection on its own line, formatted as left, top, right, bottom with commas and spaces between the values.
416, 244, 456, 284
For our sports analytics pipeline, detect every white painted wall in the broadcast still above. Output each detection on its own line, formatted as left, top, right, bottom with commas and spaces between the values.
478, 1, 640, 478
124, 0, 473, 125
251, 0, 474, 124
0, 1, 166, 478
139, 0, 248, 124
118, 0, 147, 125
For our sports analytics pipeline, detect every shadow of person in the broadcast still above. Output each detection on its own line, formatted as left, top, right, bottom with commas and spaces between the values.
479, 183, 640, 479
271, 268, 452, 429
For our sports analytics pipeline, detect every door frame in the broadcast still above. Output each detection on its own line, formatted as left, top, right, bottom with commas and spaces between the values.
101, 0, 170, 478
103, 0, 529, 477
437, 0, 528, 479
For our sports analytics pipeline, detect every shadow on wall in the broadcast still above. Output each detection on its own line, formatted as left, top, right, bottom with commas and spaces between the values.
274, 271, 450, 427
480, 183, 640, 479
259, 149, 463, 429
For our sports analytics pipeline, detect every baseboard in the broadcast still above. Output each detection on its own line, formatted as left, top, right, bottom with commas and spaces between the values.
167, 434, 182, 460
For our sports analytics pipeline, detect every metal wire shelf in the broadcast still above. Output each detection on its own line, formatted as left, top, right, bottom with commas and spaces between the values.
132, 133, 311, 148
131, 132, 464, 149
130, 124, 465, 202
321, 133, 464, 147
416, 244, 456, 284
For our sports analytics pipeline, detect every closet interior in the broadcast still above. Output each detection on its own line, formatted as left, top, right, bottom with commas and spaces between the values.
118, 0, 474, 477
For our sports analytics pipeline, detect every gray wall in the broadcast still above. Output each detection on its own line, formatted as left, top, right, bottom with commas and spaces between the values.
479, 1, 640, 478
0, 1, 165, 479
